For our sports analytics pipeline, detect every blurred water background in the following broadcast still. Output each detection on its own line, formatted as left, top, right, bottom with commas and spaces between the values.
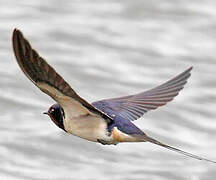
0, 0, 216, 179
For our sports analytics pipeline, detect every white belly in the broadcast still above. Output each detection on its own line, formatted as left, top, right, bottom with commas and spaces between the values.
63, 114, 116, 143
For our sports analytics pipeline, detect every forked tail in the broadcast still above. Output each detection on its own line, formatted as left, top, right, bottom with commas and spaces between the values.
141, 135, 216, 164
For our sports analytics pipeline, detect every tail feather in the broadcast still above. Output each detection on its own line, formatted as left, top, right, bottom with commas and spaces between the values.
140, 135, 216, 164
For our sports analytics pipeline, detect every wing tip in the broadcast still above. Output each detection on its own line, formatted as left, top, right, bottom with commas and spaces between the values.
187, 66, 193, 73
12, 28, 23, 42
12, 28, 25, 55
186, 66, 193, 77
13, 28, 22, 34
13, 28, 19, 34
188, 66, 193, 71
12, 28, 22, 63
183, 66, 193, 83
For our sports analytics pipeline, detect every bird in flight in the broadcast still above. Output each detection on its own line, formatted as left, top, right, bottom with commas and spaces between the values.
12, 29, 215, 163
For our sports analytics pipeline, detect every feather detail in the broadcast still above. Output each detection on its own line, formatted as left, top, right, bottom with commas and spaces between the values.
92, 67, 192, 121
12, 29, 113, 124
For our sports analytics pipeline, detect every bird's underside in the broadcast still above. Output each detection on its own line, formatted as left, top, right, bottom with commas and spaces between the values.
12, 28, 216, 163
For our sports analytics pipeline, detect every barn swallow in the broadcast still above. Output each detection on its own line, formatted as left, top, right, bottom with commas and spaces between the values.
12, 28, 215, 163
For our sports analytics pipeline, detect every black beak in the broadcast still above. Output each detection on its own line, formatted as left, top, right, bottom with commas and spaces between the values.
43, 112, 49, 115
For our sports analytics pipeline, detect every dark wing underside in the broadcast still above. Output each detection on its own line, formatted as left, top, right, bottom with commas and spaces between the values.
92, 67, 192, 121
12, 29, 112, 123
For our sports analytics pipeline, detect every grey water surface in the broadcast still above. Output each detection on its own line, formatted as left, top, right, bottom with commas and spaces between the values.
0, 0, 216, 180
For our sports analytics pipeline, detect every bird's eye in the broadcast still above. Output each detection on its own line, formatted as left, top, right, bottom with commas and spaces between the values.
50, 108, 55, 113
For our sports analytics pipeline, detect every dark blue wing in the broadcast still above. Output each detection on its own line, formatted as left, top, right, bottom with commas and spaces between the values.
92, 67, 192, 121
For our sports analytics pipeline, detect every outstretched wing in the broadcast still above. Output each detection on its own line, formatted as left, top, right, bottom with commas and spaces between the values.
12, 29, 112, 123
92, 67, 192, 121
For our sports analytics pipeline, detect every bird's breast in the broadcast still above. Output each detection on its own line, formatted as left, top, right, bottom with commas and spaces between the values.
63, 114, 114, 142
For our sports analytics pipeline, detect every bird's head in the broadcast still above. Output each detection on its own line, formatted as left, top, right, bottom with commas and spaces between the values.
44, 103, 66, 131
